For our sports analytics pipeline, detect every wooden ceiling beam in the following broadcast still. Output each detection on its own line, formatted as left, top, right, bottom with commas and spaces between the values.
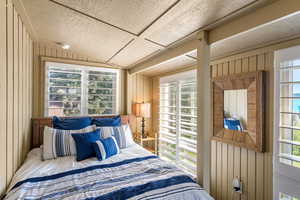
128, 0, 300, 75
208, 0, 300, 44
128, 38, 198, 74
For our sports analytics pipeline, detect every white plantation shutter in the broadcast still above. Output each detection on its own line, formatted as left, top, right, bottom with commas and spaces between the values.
159, 70, 197, 176
274, 46, 300, 200
45, 62, 119, 117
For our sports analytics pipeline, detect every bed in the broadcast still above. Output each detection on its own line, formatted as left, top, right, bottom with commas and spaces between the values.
4, 116, 213, 200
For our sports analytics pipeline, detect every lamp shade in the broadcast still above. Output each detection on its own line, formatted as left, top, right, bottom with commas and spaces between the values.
133, 103, 151, 118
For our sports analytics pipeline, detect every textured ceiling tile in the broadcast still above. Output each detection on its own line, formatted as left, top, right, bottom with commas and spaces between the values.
211, 12, 300, 58
23, 0, 134, 62
109, 39, 162, 66
55, 0, 178, 35
147, 0, 255, 46
141, 55, 196, 76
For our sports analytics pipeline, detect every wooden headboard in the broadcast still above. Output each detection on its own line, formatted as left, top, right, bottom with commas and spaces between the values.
31, 115, 131, 149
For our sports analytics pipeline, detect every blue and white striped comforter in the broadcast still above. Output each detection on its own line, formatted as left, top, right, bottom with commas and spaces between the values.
5, 145, 213, 200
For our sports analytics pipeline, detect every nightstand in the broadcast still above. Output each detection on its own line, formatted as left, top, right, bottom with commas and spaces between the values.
134, 133, 158, 155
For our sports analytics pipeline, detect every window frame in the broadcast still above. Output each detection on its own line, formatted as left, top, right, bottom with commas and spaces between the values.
44, 61, 120, 117
274, 45, 300, 200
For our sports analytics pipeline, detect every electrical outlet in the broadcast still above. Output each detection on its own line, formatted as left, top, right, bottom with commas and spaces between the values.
232, 177, 243, 194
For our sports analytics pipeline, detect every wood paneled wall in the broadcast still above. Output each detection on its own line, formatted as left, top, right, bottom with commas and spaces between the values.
210, 52, 274, 200
32, 42, 126, 117
149, 52, 274, 199
127, 73, 153, 137
0, 0, 33, 194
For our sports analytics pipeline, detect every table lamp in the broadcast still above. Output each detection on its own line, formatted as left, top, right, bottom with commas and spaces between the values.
133, 102, 151, 138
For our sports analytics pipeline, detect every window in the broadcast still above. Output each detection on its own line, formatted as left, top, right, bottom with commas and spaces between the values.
45, 62, 119, 117
280, 193, 300, 200
159, 70, 197, 176
274, 46, 300, 200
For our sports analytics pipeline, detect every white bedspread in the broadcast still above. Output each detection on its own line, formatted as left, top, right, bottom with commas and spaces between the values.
5, 144, 213, 200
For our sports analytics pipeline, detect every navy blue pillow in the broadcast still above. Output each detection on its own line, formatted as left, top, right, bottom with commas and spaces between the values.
92, 137, 120, 161
92, 116, 121, 127
53, 116, 92, 130
71, 129, 101, 161
224, 118, 242, 131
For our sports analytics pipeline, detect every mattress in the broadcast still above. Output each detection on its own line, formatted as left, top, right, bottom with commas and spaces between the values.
5, 144, 213, 200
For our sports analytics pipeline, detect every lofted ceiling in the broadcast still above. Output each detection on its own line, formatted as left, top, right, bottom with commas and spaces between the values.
140, 10, 300, 76
22, 0, 258, 68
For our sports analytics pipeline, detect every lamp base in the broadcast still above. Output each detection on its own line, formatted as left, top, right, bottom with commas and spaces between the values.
141, 117, 147, 138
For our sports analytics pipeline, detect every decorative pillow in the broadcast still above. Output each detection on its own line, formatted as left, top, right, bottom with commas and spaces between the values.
43, 125, 96, 160
92, 137, 120, 161
224, 118, 243, 131
98, 124, 134, 149
53, 116, 92, 130
92, 116, 121, 127
71, 129, 101, 161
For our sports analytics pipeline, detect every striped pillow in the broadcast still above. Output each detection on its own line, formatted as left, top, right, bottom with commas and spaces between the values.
97, 124, 134, 149
92, 137, 120, 161
43, 125, 96, 160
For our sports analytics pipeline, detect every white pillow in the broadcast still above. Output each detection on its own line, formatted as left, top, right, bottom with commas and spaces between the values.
97, 124, 134, 149
43, 125, 96, 160
122, 124, 135, 147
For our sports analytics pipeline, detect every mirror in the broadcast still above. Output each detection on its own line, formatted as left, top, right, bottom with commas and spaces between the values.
224, 89, 247, 131
211, 71, 265, 152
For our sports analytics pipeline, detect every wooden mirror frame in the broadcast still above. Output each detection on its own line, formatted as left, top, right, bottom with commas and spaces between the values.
211, 71, 265, 152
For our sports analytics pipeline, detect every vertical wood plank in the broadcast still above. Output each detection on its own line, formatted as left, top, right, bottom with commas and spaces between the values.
235, 59, 242, 74
249, 56, 257, 72
127, 72, 132, 115
32, 42, 38, 117
0, 0, 7, 192
223, 62, 229, 76
233, 147, 241, 200
229, 60, 235, 75
131, 74, 137, 133
257, 54, 265, 71
6, 0, 14, 184
152, 77, 159, 136
13, 6, 19, 171
256, 153, 264, 200
22, 24, 27, 162
211, 140, 217, 198
248, 151, 256, 200
241, 148, 248, 200
51, 47, 56, 57
242, 57, 249, 73
29, 39, 33, 149
212, 65, 218, 78
18, 15, 23, 167
222, 143, 228, 200
217, 63, 223, 77
25, 32, 30, 154
217, 142, 223, 200
227, 145, 234, 200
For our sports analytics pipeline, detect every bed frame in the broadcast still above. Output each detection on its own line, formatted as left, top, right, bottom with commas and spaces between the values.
31, 115, 131, 149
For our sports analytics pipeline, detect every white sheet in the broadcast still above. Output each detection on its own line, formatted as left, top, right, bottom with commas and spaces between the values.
6, 144, 213, 200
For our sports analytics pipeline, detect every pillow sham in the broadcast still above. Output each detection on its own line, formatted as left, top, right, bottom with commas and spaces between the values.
43, 125, 96, 160
98, 124, 134, 149
92, 137, 120, 161
71, 129, 101, 161
92, 116, 121, 127
53, 116, 92, 130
